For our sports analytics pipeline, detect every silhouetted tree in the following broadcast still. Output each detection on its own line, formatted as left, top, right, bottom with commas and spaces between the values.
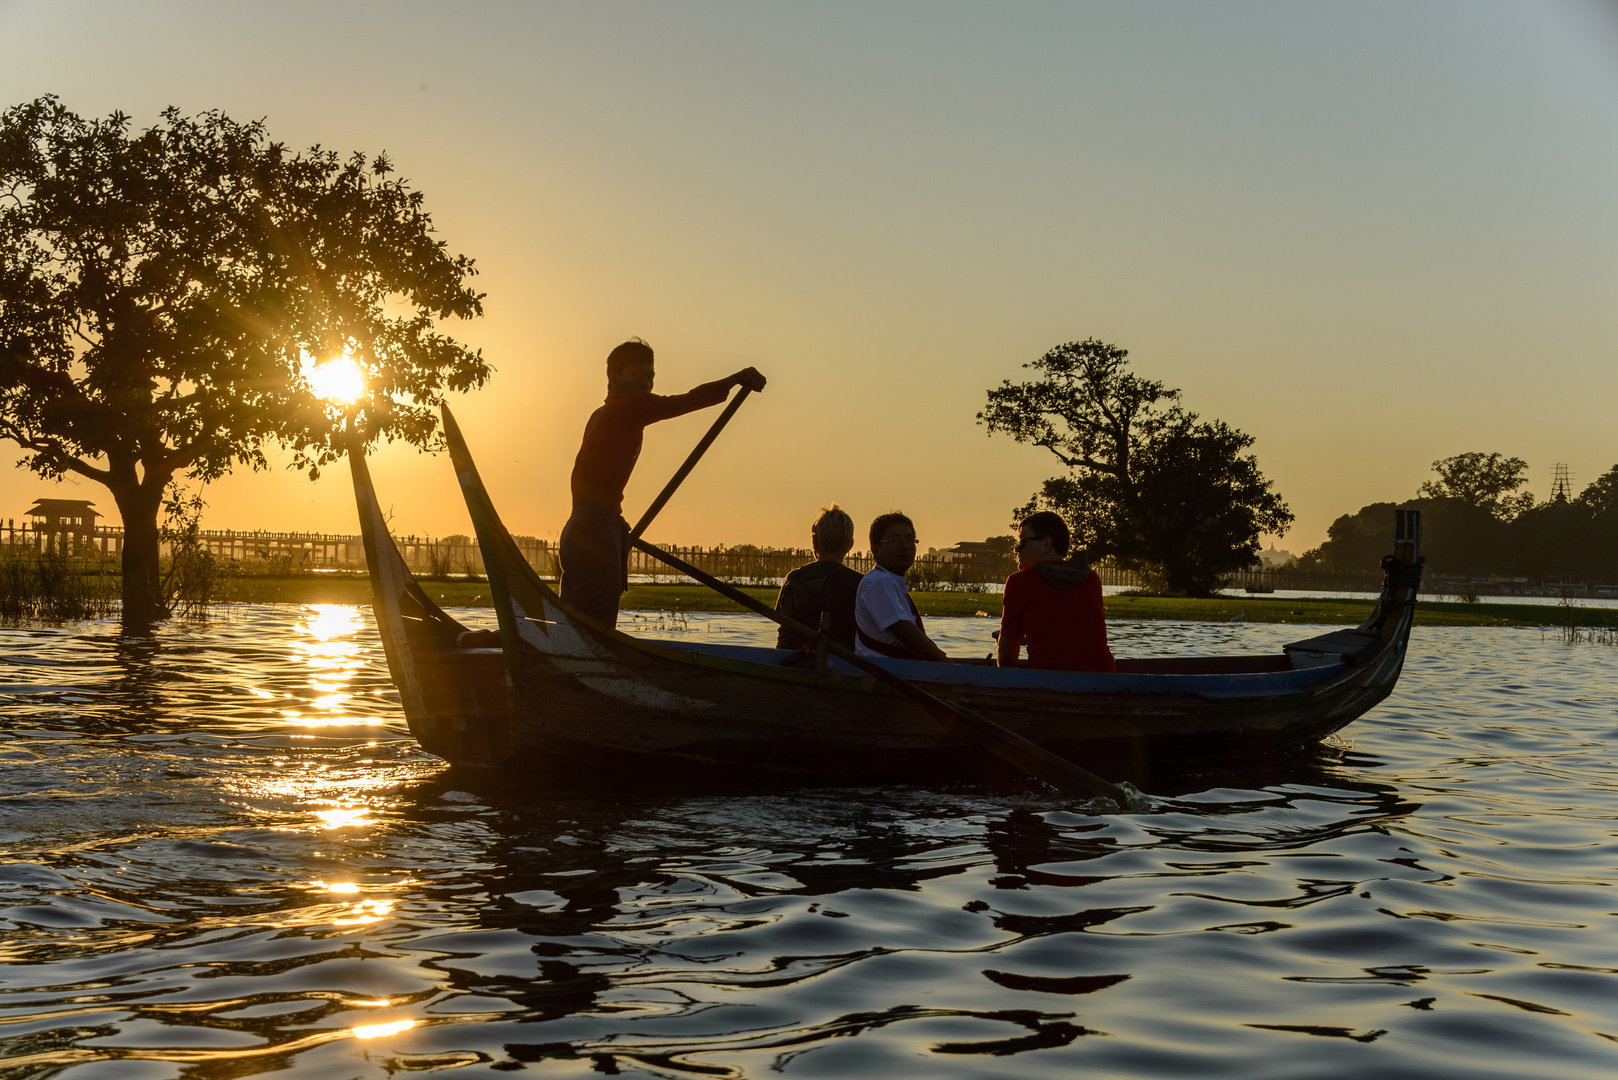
979, 339, 1292, 596
1418, 451, 1535, 520
1293, 502, 1398, 574
1300, 461, 1618, 582
1576, 464, 1618, 518
0, 97, 487, 622
1298, 497, 1502, 577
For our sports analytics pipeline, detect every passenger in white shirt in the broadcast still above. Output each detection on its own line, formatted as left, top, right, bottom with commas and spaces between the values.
854, 512, 951, 662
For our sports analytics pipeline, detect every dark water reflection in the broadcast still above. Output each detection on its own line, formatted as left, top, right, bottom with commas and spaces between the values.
0, 607, 1615, 1078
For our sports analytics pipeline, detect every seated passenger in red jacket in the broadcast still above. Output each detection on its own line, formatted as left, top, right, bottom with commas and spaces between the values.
997, 511, 1116, 672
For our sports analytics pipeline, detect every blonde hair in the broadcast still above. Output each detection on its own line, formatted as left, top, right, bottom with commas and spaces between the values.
811, 504, 855, 556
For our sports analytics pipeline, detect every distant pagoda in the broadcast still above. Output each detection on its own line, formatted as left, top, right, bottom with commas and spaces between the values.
25, 498, 101, 550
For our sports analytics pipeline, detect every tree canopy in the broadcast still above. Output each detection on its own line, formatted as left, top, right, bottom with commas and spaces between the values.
1575, 464, 1618, 518
979, 339, 1292, 596
0, 96, 489, 619
1417, 451, 1535, 521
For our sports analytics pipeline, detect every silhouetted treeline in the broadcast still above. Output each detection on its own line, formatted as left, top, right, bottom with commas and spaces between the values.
1299, 462, 1618, 582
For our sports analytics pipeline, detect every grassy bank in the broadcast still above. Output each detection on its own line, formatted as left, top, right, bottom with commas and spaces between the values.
218, 574, 1616, 629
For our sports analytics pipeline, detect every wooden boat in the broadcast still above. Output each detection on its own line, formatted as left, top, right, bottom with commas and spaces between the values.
349, 414, 1424, 785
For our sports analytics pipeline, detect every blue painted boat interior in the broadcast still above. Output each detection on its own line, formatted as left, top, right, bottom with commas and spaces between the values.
657, 640, 1345, 697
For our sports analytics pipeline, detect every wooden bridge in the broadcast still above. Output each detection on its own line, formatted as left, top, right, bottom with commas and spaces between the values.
1, 519, 1387, 593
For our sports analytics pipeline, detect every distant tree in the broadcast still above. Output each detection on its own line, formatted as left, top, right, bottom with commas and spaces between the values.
1294, 502, 1397, 573
1297, 497, 1502, 577
1300, 461, 1618, 583
1418, 452, 1535, 520
979, 338, 1292, 596
0, 97, 487, 622
1575, 464, 1618, 519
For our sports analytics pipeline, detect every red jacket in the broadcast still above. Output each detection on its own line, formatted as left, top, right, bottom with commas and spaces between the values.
1000, 561, 1116, 672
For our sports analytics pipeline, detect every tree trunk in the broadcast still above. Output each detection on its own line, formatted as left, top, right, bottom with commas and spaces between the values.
110, 480, 169, 626
1153, 555, 1211, 598
1163, 560, 1214, 598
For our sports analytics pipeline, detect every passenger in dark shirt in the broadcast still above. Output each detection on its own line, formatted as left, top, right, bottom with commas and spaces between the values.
560, 339, 765, 626
774, 505, 863, 651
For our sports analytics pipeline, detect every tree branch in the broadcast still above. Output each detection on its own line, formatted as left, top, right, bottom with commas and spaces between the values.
0, 421, 112, 483
61, 455, 113, 484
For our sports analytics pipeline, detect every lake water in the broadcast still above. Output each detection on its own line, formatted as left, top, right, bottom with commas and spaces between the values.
1, 606, 1615, 1078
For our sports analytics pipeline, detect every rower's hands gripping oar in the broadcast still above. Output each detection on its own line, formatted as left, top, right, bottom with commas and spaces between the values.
630, 536, 1144, 809
629, 367, 765, 542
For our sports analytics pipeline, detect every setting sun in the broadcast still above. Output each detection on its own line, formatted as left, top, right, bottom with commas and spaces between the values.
300, 351, 366, 405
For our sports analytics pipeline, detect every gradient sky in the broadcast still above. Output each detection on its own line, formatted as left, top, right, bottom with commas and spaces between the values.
2, 1, 1615, 554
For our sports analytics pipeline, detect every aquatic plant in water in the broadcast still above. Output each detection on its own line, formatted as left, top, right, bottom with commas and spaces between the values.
160, 486, 227, 618
0, 543, 119, 622
1550, 593, 1617, 645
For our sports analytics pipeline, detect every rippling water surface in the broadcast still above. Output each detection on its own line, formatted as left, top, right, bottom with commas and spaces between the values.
1, 605, 1615, 1078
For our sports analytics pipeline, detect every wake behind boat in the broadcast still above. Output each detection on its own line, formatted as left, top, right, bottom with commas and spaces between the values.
347, 410, 1424, 789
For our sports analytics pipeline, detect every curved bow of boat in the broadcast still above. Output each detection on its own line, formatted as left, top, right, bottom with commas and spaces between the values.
1274, 507, 1422, 732
349, 442, 512, 765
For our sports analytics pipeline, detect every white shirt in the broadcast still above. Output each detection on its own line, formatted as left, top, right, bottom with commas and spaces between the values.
855, 564, 918, 658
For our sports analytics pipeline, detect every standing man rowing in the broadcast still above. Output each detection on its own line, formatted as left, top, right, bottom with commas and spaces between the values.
561, 338, 766, 626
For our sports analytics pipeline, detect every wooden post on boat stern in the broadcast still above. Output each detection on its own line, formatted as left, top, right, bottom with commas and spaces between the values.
1393, 508, 1421, 570
1383, 508, 1423, 627
630, 536, 1143, 808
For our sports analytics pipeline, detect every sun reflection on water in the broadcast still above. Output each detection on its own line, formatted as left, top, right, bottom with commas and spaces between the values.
314, 807, 374, 829
352, 1019, 414, 1039
254, 605, 380, 729
311, 881, 402, 929
332, 897, 396, 926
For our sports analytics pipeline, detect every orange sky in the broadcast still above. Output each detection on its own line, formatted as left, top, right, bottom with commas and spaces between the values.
3, 2, 1615, 554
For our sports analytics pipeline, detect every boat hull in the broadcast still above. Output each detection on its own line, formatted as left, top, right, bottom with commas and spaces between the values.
491, 581, 1405, 783
343, 406, 1424, 789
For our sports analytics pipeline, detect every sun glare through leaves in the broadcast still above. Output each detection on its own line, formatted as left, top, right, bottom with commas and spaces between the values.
300, 350, 366, 405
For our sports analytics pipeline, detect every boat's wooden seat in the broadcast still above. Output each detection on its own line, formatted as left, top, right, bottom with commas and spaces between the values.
1115, 655, 1293, 675
1283, 628, 1382, 665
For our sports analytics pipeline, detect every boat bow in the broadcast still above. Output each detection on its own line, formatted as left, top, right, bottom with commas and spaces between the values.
349, 443, 511, 764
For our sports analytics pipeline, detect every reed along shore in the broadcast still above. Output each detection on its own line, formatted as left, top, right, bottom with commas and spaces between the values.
216, 574, 1614, 628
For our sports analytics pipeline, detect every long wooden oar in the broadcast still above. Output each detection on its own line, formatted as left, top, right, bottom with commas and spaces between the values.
630, 537, 1138, 807
629, 387, 752, 541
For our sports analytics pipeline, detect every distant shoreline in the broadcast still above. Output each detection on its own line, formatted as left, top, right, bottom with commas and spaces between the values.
217, 576, 1613, 628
